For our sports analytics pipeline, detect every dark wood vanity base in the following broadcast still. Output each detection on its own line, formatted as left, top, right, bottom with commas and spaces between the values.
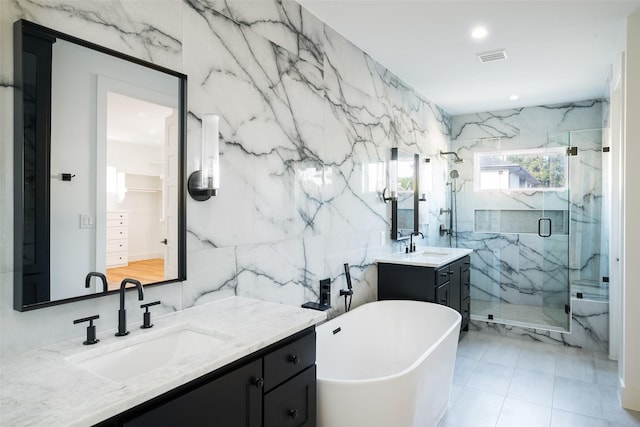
96, 327, 317, 427
378, 255, 471, 332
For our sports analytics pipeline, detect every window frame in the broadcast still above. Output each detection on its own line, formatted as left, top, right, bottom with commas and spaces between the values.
473, 146, 568, 192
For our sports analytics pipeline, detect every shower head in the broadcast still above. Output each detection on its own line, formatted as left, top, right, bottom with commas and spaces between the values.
440, 151, 464, 164
450, 170, 459, 179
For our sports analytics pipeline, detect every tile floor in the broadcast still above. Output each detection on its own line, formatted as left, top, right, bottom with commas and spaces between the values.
438, 331, 640, 427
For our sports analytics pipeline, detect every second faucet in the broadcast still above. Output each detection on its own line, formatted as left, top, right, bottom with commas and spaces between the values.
409, 231, 424, 252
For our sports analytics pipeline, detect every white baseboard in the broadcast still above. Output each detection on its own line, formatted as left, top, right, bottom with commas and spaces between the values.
621, 382, 640, 411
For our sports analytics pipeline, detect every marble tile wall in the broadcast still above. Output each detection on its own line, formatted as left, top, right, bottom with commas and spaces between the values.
450, 101, 604, 305
0, 0, 451, 357
470, 297, 609, 352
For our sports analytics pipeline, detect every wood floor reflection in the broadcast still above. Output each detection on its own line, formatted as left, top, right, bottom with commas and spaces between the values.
106, 258, 165, 290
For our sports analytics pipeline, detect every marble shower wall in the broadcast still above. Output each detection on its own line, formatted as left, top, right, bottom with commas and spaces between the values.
450, 100, 604, 308
451, 101, 609, 349
0, 0, 451, 357
470, 296, 610, 352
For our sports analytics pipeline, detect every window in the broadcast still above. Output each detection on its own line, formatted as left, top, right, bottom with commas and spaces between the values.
474, 147, 567, 192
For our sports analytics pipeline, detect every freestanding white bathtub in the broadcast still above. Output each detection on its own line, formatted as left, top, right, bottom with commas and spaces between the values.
316, 300, 461, 427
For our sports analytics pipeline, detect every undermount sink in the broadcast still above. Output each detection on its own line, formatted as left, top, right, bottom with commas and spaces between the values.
418, 250, 451, 257
67, 326, 231, 382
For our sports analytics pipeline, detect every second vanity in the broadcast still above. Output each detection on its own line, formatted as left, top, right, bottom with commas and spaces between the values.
0, 297, 326, 426
377, 247, 473, 331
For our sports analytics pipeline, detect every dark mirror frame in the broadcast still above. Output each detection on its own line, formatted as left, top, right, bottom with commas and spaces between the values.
391, 148, 419, 241
13, 19, 187, 311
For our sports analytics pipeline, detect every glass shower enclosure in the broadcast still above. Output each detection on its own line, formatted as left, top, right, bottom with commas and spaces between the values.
470, 140, 571, 331
459, 129, 606, 332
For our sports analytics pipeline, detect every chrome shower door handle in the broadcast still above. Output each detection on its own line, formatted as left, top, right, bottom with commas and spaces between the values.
538, 217, 552, 237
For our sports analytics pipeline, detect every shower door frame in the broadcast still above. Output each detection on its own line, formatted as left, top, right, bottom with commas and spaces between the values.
471, 143, 573, 332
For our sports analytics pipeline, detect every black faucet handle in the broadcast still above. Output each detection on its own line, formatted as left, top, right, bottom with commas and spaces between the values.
141, 301, 161, 309
140, 300, 161, 329
73, 315, 100, 345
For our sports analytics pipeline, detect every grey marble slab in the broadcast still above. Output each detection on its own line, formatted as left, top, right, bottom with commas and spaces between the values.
376, 246, 472, 268
0, 297, 326, 427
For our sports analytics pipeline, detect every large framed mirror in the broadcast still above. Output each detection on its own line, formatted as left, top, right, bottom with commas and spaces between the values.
13, 20, 187, 311
391, 148, 419, 240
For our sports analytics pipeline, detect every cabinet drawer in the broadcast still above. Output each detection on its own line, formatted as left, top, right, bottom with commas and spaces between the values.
107, 253, 128, 267
436, 267, 450, 286
264, 366, 316, 427
107, 227, 128, 240
436, 282, 450, 306
462, 297, 470, 331
107, 218, 128, 228
462, 269, 470, 299
462, 297, 470, 318
264, 331, 315, 391
107, 239, 128, 253
107, 212, 128, 220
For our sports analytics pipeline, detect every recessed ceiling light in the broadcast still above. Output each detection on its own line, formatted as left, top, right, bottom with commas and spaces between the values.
471, 26, 488, 39
509, 94, 519, 101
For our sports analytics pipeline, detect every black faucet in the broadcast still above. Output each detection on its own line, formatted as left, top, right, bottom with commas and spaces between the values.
116, 278, 144, 336
409, 231, 424, 252
85, 272, 108, 293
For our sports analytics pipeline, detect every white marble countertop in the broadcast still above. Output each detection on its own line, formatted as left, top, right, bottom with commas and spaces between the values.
376, 246, 473, 267
0, 297, 326, 427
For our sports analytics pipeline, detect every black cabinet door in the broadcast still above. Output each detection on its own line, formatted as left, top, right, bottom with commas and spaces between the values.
123, 359, 263, 427
378, 263, 434, 302
435, 282, 450, 307
264, 366, 316, 427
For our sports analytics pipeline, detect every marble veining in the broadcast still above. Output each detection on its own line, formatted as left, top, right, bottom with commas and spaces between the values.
9, 0, 183, 70
450, 101, 608, 350
470, 298, 608, 352
206, 0, 324, 69
0, 297, 326, 426
0, 0, 453, 359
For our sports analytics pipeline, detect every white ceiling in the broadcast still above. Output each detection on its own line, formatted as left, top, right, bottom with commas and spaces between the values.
299, 0, 640, 115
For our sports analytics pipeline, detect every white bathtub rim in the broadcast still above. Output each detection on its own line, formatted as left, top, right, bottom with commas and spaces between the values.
317, 301, 462, 385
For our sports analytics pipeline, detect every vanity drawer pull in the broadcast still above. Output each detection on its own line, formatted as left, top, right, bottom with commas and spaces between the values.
288, 409, 299, 419
287, 354, 300, 365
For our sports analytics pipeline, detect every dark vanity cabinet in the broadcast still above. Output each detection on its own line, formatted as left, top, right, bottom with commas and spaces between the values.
378, 256, 471, 332
98, 328, 316, 427
122, 359, 263, 427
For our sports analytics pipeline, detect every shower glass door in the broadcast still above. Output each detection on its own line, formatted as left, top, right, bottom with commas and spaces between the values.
472, 137, 571, 331
541, 132, 572, 331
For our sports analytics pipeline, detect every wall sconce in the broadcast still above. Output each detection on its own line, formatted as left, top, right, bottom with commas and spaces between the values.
383, 149, 398, 203
419, 158, 430, 201
188, 114, 220, 201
